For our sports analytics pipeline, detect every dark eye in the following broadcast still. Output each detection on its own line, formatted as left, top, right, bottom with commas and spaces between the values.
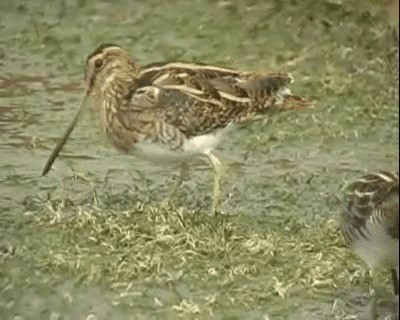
94, 59, 103, 69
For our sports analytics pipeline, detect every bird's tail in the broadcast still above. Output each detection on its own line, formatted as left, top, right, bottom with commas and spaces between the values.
236, 72, 315, 114
276, 91, 315, 111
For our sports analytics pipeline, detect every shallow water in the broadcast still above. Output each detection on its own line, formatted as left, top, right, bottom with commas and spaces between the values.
0, 0, 399, 319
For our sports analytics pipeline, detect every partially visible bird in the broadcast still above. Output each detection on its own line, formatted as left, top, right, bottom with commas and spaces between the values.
341, 171, 399, 296
42, 43, 313, 215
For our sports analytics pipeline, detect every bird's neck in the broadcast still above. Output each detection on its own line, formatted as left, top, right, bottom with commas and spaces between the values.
99, 71, 138, 110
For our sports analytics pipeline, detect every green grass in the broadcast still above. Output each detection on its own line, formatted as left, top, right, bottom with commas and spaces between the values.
0, 0, 398, 319
2, 196, 384, 319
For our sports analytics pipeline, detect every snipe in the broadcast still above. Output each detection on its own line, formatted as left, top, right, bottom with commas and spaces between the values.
341, 171, 399, 317
42, 43, 313, 215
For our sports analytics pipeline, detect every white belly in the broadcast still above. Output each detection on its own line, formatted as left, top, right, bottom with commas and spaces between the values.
353, 223, 399, 269
131, 128, 230, 165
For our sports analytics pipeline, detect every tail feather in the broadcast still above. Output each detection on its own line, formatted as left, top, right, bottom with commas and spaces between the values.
237, 72, 293, 99
235, 72, 314, 112
279, 94, 315, 111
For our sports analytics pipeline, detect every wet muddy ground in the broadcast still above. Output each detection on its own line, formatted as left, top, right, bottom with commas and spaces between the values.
0, 0, 399, 319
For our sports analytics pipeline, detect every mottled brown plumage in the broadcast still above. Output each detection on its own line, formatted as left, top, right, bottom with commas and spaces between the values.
341, 171, 399, 294
43, 43, 313, 214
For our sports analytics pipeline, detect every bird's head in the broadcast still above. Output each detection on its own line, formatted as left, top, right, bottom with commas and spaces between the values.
84, 43, 139, 95
42, 43, 139, 176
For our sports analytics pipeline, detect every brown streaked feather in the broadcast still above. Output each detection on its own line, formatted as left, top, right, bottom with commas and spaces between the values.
139, 62, 297, 99
139, 61, 240, 81
89, 46, 314, 155
86, 43, 120, 62
42, 43, 314, 180
341, 171, 399, 245
133, 64, 312, 136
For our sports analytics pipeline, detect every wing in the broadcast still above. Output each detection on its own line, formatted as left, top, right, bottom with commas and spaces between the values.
341, 171, 399, 244
137, 61, 311, 130
138, 61, 241, 86
124, 84, 235, 138
139, 61, 293, 98
139, 61, 312, 106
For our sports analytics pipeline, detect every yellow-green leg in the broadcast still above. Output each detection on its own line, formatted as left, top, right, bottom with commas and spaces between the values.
206, 152, 222, 216
367, 267, 399, 320
169, 162, 190, 199
161, 163, 188, 208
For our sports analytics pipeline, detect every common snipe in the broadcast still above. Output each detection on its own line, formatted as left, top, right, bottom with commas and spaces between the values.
43, 43, 313, 215
341, 171, 399, 310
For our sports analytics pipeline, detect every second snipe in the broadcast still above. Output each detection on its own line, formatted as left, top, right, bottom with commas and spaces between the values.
42, 43, 314, 215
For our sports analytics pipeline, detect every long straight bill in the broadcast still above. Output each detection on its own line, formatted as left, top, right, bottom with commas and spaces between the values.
42, 93, 91, 176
